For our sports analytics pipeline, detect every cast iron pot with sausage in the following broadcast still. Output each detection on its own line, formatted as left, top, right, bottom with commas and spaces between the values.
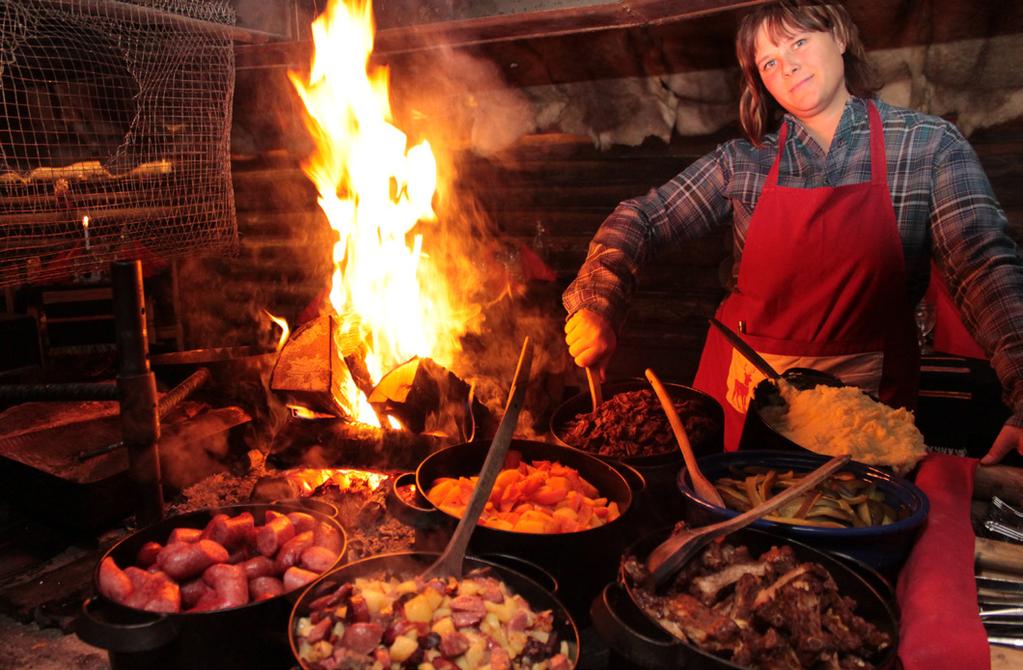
590, 525, 899, 670
76, 501, 347, 670
289, 551, 579, 669
387, 439, 644, 616
550, 379, 724, 528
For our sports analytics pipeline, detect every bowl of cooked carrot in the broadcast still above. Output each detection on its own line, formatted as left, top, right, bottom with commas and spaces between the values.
677, 450, 929, 575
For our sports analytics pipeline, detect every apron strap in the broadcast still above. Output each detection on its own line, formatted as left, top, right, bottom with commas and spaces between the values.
764, 120, 789, 189
866, 100, 889, 187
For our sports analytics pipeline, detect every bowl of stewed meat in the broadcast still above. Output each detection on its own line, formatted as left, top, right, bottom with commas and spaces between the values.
591, 525, 899, 670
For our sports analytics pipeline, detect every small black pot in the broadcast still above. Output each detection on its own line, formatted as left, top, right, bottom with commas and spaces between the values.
289, 551, 580, 669
76, 502, 347, 670
590, 525, 900, 670
550, 379, 724, 528
387, 439, 645, 616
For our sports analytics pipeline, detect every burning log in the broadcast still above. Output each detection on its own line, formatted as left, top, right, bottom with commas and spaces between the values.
269, 314, 370, 420
368, 356, 492, 437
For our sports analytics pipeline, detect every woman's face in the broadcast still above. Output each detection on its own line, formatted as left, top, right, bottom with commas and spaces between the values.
754, 22, 849, 122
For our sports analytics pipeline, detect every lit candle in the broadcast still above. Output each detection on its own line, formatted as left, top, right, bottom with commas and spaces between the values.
82, 215, 90, 250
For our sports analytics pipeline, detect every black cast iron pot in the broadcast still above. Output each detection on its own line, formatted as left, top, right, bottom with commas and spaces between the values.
76, 501, 347, 670
550, 379, 724, 529
289, 551, 580, 669
387, 439, 645, 616
590, 525, 899, 670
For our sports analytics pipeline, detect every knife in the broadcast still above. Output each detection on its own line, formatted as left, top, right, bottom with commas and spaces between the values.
708, 317, 781, 381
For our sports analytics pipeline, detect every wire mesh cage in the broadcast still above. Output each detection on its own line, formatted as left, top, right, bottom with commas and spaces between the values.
0, 0, 238, 289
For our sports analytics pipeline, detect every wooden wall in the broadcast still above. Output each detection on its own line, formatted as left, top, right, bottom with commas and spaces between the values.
182, 108, 1022, 387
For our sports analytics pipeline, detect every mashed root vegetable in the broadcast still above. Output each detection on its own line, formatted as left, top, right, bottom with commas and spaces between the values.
761, 381, 927, 474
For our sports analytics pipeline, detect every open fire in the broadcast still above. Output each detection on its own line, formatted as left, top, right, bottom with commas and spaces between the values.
285, 0, 482, 428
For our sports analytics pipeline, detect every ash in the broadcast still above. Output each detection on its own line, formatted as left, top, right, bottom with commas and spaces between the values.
172, 451, 416, 559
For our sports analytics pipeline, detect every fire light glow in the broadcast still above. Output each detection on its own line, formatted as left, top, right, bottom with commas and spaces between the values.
289, 0, 475, 427
264, 310, 291, 352
289, 467, 388, 494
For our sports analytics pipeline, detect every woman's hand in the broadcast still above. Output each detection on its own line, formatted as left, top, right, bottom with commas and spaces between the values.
980, 424, 1023, 465
565, 309, 617, 381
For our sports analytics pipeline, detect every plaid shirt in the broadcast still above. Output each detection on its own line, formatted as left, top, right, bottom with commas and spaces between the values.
564, 97, 1023, 425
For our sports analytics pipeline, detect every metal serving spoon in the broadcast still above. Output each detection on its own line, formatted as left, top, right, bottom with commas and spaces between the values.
422, 336, 534, 580
644, 454, 851, 589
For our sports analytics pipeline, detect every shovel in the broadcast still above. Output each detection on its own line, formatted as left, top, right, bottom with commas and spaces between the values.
421, 336, 534, 579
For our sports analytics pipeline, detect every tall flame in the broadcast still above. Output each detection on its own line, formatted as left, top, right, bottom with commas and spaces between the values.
290, 0, 471, 425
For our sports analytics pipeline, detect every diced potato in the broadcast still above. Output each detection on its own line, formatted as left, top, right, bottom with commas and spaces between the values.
464, 638, 487, 669
422, 586, 444, 611
432, 616, 456, 636
404, 593, 435, 623
361, 588, 388, 616
397, 579, 419, 594
390, 635, 419, 663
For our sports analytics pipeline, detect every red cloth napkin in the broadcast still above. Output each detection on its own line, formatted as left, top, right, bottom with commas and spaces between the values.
896, 453, 988, 670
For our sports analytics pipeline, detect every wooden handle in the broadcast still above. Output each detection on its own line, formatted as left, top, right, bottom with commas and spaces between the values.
585, 367, 603, 413
703, 454, 852, 539
977, 536, 1023, 576
975, 465, 1023, 506
645, 368, 724, 508
424, 337, 534, 579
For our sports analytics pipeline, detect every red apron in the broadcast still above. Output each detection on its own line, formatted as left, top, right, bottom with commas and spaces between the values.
693, 101, 920, 451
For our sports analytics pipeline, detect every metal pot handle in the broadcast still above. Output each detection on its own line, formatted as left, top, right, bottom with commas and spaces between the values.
385, 472, 442, 528
589, 583, 682, 669
75, 597, 179, 653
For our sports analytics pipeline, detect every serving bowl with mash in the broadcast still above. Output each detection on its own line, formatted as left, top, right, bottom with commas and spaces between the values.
677, 450, 929, 575
739, 371, 928, 476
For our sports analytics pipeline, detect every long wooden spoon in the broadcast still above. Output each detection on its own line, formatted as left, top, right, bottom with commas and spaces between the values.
585, 366, 603, 412
645, 368, 725, 508
645, 454, 851, 589
422, 336, 534, 580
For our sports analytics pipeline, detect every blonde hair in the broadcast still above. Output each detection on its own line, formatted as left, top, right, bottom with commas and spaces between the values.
736, 1, 880, 145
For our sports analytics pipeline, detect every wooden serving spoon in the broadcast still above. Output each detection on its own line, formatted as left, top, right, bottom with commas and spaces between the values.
585, 366, 603, 413
422, 336, 534, 580
645, 368, 725, 508
645, 454, 852, 589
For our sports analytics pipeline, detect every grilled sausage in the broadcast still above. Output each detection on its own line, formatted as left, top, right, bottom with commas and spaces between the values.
98, 557, 134, 604
136, 542, 162, 568
299, 546, 339, 573
313, 521, 343, 553
180, 578, 212, 609
156, 539, 229, 581
200, 563, 249, 609
282, 566, 318, 592
286, 512, 317, 534
238, 555, 276, 580
203, 512, 254, 550
255, 515, 296, 557
167, 527, 202, 545
249, 576, 285, 602
274, 530, 314, 572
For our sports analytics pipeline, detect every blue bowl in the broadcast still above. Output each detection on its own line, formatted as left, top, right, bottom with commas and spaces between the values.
677, 450, 929, 577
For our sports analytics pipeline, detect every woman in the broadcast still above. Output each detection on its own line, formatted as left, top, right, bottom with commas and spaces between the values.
563, 0, 1023, 463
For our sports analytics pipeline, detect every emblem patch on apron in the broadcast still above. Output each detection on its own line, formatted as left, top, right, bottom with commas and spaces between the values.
725, 347, 768, 414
